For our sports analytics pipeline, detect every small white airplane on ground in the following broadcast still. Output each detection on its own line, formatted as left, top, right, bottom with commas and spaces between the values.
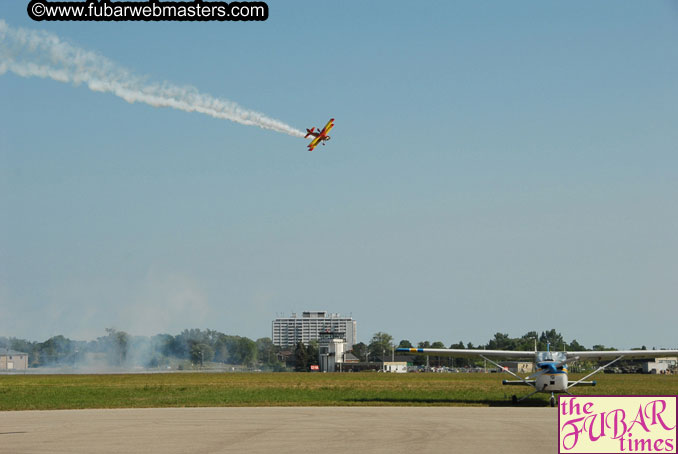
397, 345, 678, 407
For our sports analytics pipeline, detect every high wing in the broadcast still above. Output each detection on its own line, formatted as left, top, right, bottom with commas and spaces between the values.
319, 118, 334, 135
399, 348, 678, 361
565, 349, 678, 360
397, 347, 535, 360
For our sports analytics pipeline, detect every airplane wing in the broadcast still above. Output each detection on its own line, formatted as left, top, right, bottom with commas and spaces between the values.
566, 350, 678, 360
307, 136, 321, 151
397, 348, 535, 360
319, 118, 334, 135
399, 348, 678, 361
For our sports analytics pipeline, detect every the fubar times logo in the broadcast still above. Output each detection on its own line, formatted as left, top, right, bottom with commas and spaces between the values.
559, 396, 677, 453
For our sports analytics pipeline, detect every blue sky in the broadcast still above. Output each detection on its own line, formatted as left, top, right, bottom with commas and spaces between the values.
1, 1, 677, 348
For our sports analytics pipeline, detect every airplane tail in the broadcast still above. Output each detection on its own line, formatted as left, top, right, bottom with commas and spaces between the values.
304, 127, 315, 138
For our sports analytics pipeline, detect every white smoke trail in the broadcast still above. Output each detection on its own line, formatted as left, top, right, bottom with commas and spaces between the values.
0, 20, 305, 137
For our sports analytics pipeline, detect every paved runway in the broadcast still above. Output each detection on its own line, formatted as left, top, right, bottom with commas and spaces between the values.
0, 407, 557, 453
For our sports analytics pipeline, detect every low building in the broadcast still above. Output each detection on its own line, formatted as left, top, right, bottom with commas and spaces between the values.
382, 362, 407, 373
343, 352, 360, 363
500, 361, 534, 374
642, 357, 677, 374
0, 349, 28, 370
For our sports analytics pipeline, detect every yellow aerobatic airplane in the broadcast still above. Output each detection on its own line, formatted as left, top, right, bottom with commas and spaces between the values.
305, 118, 334, 151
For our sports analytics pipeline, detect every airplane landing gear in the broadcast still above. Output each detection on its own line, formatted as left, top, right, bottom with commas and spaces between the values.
512, 395, 517, 405
550, 393, 556, 407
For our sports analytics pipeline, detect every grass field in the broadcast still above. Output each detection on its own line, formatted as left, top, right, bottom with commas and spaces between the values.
0, 372, 676, 411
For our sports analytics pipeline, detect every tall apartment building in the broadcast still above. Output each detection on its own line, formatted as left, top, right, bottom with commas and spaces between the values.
272, 311, 357, 350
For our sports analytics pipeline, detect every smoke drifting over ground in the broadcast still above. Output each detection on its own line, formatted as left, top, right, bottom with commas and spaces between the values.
1, 328, 277, 374
0, 19, 305, 137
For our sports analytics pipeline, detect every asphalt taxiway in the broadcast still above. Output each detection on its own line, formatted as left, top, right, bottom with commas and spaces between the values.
0, 407, 557, 453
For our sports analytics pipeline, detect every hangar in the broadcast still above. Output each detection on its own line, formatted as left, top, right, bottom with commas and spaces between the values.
0, 348, 28, 370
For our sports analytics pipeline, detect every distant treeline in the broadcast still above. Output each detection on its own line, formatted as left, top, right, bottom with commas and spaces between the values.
0, 328, 657, 371
354, 329, 654, 368
0, 329, 283, 370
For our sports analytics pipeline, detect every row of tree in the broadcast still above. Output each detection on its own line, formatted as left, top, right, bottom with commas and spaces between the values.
0, 329, 283, 370
348, 329, 648, 368
1, 328, 649, 371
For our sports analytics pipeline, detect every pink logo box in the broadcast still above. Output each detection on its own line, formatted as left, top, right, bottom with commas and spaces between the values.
559, 395, 677, 454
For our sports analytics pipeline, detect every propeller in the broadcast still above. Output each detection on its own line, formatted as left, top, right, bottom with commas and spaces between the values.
527, 365, 556, 380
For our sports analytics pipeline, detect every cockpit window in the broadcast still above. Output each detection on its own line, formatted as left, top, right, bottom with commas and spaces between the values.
536, 352, 552, 362
536, 351, 567, 362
